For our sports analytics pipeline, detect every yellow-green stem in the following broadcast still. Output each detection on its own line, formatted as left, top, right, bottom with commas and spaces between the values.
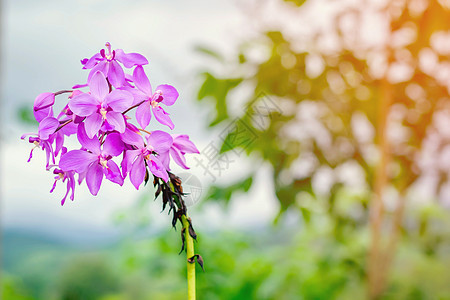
182, 215, 196, 300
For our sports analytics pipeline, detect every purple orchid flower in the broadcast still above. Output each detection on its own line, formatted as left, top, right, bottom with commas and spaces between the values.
50, 168, 76, 206
59, 123, 124, 196
21, 116, 59, 169
35, 98, 78, 158
160, 134, 200, 170
49, 147, 76, 205
132, 65, 179, 130
121, 128, 173, 188
68, 71, 133, 138
82, 42, 148, 88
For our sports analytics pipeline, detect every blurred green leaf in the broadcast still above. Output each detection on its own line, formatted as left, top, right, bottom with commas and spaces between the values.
17, 106, 37, 125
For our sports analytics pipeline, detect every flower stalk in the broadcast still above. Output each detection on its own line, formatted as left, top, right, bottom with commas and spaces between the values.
182, 214, 196, 300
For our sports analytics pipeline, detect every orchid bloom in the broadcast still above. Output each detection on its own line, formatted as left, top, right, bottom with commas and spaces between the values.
21, 116, 59, 169
121, 128, 173, 188
59, 124, 124, 195
160, 134, 200, 170
22, 43, 199, 205
82, 42, 148, 88
69, 71, 133, 138
50, 148, 76, 205
133, 66, 179, 129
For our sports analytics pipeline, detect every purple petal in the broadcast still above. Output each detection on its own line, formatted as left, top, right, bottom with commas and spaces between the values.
88, 60, 110, 83
120, 86, 148, 105
89, 71, 109, 100
133, 66, 152, 96
105, 111, 126, 133
69, 93, 99, 117
34, 106, 53, 123
34, 93, 55, 111
120, 128, 144, 148
115, 49, 149, 68
130, 157, 146, 189
38, 117, 59, 140
136, 102, 152, 129
147, 155, 168, 182
60, 121, 78, 136
173, 135, 200, 153
152, 106, 174, 129
84, 113, 103, 139
83, 53, 102, 69
170, 147, 189, 169
77, 123, 100, 154
107, 60, 126, 88
156, 85, 178, 106
55, 132, 64, 157
122, 149, 141, 176
104, 89, 134, 112
105, 160, 124, 185
159, 151, 171, 171
102, 133, 124, 157
72, 83, 89, 89
59, 150, 97, 173
146, 130, 173, 153
86, 163, 103, 196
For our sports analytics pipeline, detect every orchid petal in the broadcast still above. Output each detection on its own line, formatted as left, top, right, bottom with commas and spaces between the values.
105, 160, 124, 185
122, 149, 141, 176
121, 86, 148, 105
55, 133, 64, 157
148, 155, 168, 182
88, 60, 110, 83
105, 89, 133, 112
83, 53, 102, 69
159, 151, 171, 171
152, 106, 174, 129
38, 117, 59, 140
59, 150, 97, 173
102, 133, 124, 157
120, 128, 144, 148
136, 102, 152, 129
69, 93, 99, 117
146, 130, 173, 153
115, 49, 149, 68
133, 66, 152, 96
170, 147, 189, 169
34, 106, 53, 123
77, 123, 100, 154
84, 113, 103, 139
89, 71, 109, 100
86, 163, 103, 196
106, 111, 126, 133
108, 60, 126, 88
34, 93, 55, 111
173, 135, 200, 153
130, 157, 146, 189
156, 85, 178, 106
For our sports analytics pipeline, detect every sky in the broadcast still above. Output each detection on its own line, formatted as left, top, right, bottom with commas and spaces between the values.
0, 0, 281, 242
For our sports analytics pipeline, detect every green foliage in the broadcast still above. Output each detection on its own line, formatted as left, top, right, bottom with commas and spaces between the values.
205, 176, 253, 204
3, 214, 450, 299
197, 72, 243, 126
17, 105, 37, 125
55, 254, 120, 300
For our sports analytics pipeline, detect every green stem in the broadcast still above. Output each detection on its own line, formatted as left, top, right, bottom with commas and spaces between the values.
182, 215, 196, 300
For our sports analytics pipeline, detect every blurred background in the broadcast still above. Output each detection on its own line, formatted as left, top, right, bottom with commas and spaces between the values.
2, 0, 450, 299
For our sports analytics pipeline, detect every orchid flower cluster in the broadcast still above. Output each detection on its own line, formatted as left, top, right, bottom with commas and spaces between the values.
22, 42, 199, 206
